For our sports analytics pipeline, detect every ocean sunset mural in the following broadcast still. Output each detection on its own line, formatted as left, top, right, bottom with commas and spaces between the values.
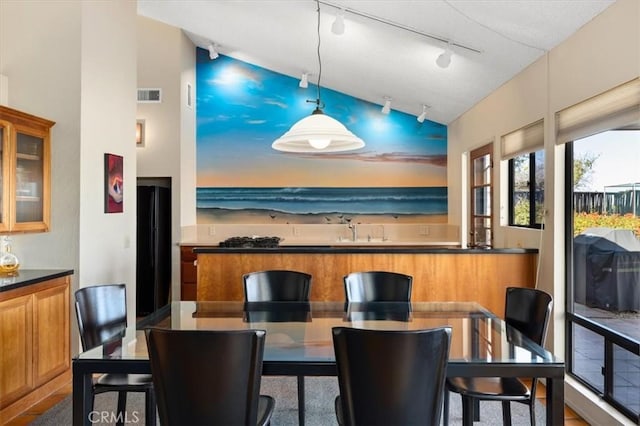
196, 48, 448, 224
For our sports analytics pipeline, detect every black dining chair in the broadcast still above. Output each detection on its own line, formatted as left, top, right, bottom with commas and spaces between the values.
243, 269, 312, 425
243, 269, 312, 302
332, 326, 451, 426
343, 271, 412, 303
443, 286, 553, 426
145, 328, 275, 426
74, 284, 156, 426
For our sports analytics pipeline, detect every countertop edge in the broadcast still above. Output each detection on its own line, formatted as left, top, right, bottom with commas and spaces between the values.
0, 269, 74, 293
190, 246, 538, 254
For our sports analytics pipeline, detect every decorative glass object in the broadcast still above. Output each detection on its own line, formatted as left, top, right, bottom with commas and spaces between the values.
0, 236, 19, 274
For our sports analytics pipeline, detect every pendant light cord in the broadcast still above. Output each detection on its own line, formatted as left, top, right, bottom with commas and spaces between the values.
314, 0, 323, 111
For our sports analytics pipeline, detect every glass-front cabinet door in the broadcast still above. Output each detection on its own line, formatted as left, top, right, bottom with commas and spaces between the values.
0, 106, 54, 233
14, 128, 47, 229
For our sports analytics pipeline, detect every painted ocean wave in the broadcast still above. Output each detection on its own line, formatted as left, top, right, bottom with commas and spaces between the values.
197, 187, 447, 215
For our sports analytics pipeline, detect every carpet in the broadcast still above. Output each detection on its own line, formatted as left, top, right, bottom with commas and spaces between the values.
32, 376, 545, 425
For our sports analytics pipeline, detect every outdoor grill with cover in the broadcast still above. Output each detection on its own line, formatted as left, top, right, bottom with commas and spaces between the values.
574, 228, 640, 312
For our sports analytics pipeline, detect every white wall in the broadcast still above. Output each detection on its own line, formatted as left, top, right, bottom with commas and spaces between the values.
448, 0, 639, 424
136, 16, 196, 301
0, 1, 81, 269
0, 0, 138, 351
79, 1, 138, 326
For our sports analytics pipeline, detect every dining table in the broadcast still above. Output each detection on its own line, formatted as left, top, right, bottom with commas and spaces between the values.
73, 300, 565, 425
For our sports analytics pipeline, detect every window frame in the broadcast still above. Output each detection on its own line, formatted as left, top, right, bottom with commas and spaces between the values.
469, 143, 493, 248
507, 150, 544, 229
565, 139, 640, 424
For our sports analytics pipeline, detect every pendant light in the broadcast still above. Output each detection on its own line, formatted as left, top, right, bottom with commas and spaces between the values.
272, 0, 364, 153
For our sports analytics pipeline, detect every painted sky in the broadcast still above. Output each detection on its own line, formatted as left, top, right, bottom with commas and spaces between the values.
196, 49, 447, 188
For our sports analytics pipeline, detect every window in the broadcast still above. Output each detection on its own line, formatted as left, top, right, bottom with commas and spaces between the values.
508, 150, 545, 228
560, 78, 640, 423
566, 133, 640, 422
502, 119, 545, 229
470, 143, 493, 247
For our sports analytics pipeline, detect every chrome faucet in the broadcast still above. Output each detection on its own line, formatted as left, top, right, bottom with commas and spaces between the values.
348, 223, 357, 241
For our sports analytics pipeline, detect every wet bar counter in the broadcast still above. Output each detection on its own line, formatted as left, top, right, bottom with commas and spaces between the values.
190, 246, 537, 316
0, 269, 73, 423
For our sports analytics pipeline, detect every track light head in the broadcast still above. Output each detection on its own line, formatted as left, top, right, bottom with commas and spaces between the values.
299, 72, 309, 88
417, 104, 430, 123
208, 43, 219, 60
331, 11, 345, 35
381, 97, 392, 115
436, 44, 452, 68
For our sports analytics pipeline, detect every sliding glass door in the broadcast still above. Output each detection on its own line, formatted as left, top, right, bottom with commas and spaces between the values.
566, 130, 640, 422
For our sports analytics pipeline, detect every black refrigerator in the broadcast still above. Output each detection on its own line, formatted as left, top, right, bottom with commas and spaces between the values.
136, 185, 171, 316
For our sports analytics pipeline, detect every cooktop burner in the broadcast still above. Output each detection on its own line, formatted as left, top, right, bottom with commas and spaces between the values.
219, 236, 281, 248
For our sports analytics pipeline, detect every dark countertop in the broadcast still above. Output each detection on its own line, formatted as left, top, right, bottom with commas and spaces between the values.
0, 269, 74, 293
192, 246, 538, 254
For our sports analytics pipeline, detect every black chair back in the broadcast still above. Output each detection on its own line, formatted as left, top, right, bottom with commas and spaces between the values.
343, 271, 412, 303
344, 302, 412, 322
244, 301, 312, 322
145, 328, 272, 426
332, 326, 451, 426
243, 270, 312, 302
505, 287, 553, 345
75, 284, 127, 351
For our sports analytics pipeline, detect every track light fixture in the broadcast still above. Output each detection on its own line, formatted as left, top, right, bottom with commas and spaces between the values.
299, 72, 309, 88
331, 10, 345, 35
417, 104, 430, 123
317, 0, 481, 54
381, 97, 392, 115
208, 43, 219, 60
436, 43, 452, 68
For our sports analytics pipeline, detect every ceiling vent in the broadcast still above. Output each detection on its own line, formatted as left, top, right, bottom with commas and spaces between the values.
137, 88, 162, 103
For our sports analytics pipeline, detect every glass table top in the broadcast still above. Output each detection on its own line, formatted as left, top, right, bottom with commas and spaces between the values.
76, 301, 560, 366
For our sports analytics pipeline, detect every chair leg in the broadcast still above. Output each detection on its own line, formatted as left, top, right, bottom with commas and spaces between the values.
461, 396, 474, 426
442, 389, 450, 426
529, 399, 536, 426
297, 375, 305, 426
145, 388, 157, 426
116, 391, 126, 426
473, 398, 480, 421
501, 401, 512, 426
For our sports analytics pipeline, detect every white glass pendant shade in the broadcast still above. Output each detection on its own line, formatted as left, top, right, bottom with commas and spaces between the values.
272, 109, 364, 153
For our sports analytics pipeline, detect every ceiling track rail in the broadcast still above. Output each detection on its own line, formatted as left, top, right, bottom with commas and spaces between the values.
317, 0, 483, 54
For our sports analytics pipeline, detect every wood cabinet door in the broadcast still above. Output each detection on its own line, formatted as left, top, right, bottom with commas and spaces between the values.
181, 246, 198, 301
0, 294, 33, 409
33, 280, 69, 386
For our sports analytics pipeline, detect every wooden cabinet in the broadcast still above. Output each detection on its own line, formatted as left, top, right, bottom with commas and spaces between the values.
180, 246, 197, 300
0, 293, 33, 410
0, 106, 54, 233
0, 275, 70, 423
195, 249, 537, 316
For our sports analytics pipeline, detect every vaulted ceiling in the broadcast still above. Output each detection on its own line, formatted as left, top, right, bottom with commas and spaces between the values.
138, 0, 615, 124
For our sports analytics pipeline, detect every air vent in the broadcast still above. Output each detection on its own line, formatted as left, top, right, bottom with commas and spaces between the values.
137, 88, 162, 103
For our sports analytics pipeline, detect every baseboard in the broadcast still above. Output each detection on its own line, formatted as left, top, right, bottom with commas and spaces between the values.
565, 376, 636, 426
